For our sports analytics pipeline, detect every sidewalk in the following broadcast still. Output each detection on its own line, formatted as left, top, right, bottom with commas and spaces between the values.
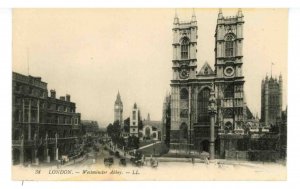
25, 154, 89, 169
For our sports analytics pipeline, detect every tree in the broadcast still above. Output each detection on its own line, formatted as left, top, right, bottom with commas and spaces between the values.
165, 96, 171, 146
106, 120, 122, 144
117, 136, 125, 147
123, 117, 130, 133
106, 123, 113, 137
128, 135, 139, 149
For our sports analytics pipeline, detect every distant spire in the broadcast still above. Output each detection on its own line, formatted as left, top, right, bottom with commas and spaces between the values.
27, 47, 30, 75
117, 90, 121, 99
174, 9, 179, 24
237, 8, 243, 17
147, 113, 150, 121
133, 102, 137, 109
191, 8, 197, 22
115, 90, 122, 104
279, 73, 282, 81
271, 62, 275, 78
218, 8, 223, 19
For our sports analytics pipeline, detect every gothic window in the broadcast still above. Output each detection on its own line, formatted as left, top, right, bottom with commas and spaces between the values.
181, 38, 189, 59
224, 84, 234, 98
133, 111, 136, 120
145, 127, 151, 138
180, 88, 189, 100
224, 121, 233, 134
223, 108, 234, 118
180, 88, 189, 118
198, 88, 210, 124
225, 35, 235, 57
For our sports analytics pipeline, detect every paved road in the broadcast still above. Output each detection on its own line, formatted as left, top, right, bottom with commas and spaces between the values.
71, 143, 122, 167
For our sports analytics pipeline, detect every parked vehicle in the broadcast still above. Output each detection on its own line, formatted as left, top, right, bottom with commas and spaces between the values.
130, 157, 143, 167
119, 158, 126, 166
104, 157, 114, 166
115, 151, 120, 158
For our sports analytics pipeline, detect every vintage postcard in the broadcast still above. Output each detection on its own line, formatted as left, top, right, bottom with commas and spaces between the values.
12, 8, 288, 181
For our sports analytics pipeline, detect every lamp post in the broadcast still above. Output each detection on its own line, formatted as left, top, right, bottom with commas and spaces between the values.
189, 111, 192, 154
208, 88, 217, 160
55, 133, 58, 161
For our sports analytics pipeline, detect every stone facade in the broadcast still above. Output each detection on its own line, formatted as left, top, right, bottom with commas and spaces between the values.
170, 9, 246, 153
81, 120, 100, 137
12, 72, 82, 165
140, 117, 162, 141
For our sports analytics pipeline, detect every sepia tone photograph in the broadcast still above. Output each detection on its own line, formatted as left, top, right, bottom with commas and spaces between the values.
11, 8, 288, 181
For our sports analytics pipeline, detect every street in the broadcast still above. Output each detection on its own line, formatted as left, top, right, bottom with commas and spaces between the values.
65, 143, 286, 181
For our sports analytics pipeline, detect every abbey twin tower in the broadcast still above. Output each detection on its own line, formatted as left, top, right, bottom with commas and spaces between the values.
170, 9, 246, 151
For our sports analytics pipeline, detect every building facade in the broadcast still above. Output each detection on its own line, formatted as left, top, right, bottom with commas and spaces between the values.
12, 72, 82, 165
130, 103, 139, 137
81, 120, 100, 137
261, 75, 283, 127
114, 91, 123, 127
170, 9, 246, 152
140, 115, 162, 141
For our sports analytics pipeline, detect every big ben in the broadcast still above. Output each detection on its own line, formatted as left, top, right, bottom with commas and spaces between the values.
114, 91, 123, 126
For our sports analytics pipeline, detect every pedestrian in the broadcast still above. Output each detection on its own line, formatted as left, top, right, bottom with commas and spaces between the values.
205, 157, 209, 165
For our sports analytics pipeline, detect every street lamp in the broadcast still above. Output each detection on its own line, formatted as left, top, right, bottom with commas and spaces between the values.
55, 132, 58, 161
208, 88, 217, 160
189, 111, 192, 154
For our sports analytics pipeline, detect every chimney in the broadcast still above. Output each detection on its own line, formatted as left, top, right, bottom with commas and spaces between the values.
50, 89, 56, 98
60, 96, 65, 101
66, 94, 70, 102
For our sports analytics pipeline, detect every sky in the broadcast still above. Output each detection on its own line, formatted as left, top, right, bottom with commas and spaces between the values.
12, 8, 288, 127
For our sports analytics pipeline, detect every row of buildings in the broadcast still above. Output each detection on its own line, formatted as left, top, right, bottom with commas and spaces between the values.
12, 72, 100, 165
160, 9, 287, 161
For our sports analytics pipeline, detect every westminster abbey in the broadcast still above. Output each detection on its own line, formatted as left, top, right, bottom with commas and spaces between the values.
170, 9, 246, 152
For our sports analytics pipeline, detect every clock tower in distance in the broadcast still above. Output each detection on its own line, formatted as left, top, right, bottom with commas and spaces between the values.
114, 91, 123, 127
